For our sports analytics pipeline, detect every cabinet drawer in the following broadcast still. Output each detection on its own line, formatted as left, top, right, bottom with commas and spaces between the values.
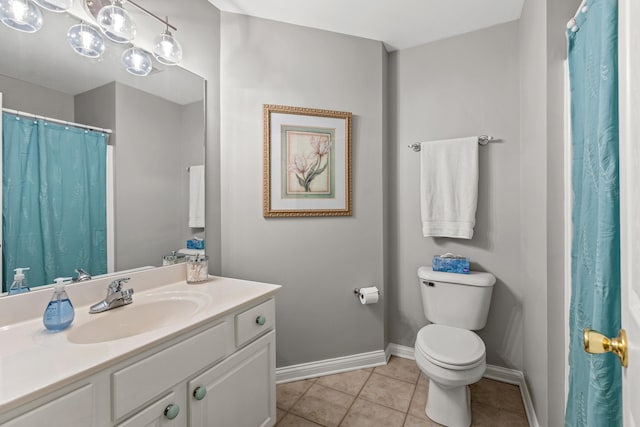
112, 322, 228, 421
235, 299, 275, 347
117, 392, 185, 427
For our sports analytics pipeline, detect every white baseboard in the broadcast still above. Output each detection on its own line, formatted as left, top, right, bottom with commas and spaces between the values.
386, 343, 415, 360
484, 365, 539, 427
275, 344, 538, 427
276, 349, 387, 384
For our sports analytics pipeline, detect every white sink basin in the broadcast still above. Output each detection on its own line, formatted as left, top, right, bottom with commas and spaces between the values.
67, 291, 209, 344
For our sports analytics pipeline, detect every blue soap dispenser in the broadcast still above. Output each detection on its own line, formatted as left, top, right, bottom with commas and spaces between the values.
43, 277, 75, 331
8, 267, 31, 295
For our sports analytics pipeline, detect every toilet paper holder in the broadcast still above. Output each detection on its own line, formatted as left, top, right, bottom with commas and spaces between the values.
354, 288, 381, 297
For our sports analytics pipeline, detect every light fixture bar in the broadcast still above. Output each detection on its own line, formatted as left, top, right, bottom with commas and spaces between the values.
126, 0, 176, 31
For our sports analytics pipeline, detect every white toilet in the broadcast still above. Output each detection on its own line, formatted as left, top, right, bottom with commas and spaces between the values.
414, 266, 496, 427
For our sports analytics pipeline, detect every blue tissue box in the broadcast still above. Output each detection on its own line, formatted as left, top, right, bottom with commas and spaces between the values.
187, 239, 205, 250
432, 254, 470, 274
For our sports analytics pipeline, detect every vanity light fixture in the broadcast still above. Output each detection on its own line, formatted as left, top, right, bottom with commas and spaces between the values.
121, 46, 152, 76
67, 21, 105, 58
152, 18, 182, 65
96, 0, 135, 43
0, 0, 43, 33
32, 0, 72, 12
85, 0, 184, 67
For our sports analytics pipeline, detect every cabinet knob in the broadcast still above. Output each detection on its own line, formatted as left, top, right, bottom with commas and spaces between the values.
256, 315, 266, 326
164, 403, 180, 420
193, 386, 207, 400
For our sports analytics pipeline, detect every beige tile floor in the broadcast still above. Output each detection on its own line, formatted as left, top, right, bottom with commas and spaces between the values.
275, 356, 529, 427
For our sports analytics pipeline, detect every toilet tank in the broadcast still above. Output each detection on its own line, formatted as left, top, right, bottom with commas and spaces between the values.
418, 266, 496, 330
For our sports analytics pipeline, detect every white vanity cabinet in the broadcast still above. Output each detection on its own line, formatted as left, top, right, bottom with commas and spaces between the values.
0, 295, 277, 427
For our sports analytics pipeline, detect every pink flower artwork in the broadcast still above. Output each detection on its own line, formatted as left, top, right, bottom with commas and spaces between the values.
286, 133, 332, 193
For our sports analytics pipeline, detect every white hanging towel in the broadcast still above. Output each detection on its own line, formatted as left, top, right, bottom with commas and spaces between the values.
189, 165, 205, 228
420, 137, 478, 239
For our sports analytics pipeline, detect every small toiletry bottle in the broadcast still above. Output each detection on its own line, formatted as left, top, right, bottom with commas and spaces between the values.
43, 277, 75, 331
8, 267, 31, 295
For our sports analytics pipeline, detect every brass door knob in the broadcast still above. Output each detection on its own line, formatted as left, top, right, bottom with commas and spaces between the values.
583, 328, 628, 367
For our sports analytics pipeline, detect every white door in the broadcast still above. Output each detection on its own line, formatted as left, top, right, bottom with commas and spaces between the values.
618, 0, 639, 425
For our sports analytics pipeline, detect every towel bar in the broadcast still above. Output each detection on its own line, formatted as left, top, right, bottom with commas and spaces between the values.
408, 135, 495, 152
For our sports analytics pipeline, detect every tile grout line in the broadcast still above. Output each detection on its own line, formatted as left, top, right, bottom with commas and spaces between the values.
336, 368, 374, 426
401, 373, 422, 427
278, 378, 318, 425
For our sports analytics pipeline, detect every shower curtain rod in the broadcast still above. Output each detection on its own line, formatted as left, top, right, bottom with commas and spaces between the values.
2, 108, 113, 134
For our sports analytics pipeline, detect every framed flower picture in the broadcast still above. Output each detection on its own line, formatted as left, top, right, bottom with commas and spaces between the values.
263, 104, 352, 217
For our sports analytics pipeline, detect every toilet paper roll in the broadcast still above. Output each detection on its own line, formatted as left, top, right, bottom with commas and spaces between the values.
359, 287, 379, 305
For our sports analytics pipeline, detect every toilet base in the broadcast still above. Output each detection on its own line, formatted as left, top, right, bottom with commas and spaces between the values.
425, 380, 471, 427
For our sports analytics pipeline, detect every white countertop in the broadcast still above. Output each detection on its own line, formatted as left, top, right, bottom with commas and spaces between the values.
0, 266, 280, 414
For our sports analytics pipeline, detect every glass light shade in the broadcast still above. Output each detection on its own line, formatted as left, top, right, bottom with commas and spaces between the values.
152, 30, 182, 65
121, 47, 152, 76
67, 23, 104, 58
96, 2, 135, 43
32, 0, 72, 12
0, 0, 43, 33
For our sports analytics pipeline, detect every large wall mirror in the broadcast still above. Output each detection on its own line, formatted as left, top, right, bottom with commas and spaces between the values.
0, 7, 205, 293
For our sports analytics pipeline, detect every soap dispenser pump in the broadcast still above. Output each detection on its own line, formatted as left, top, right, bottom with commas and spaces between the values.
43, 277, 75, 331
8, 267, 31, 295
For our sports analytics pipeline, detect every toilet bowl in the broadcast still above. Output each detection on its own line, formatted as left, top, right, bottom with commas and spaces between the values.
414, 267, 495, 427
415, 324, 486, 427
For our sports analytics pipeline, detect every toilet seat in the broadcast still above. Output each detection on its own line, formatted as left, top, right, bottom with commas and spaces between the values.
416, 324, 485, 370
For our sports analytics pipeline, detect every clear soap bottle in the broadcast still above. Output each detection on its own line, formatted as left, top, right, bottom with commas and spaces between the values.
8, 267, 31, 295
43, 278, 75, 331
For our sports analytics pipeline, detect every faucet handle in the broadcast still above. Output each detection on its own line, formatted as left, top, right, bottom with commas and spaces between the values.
120, 288, 134, 304
108, 277, 131, 293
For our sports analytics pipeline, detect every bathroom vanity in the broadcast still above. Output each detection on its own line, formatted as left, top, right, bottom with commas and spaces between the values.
0, 264, 280, 426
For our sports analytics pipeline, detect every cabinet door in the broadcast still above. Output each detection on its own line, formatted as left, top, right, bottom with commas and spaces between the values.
2, 384, 94, 427
188, 331, 275, 427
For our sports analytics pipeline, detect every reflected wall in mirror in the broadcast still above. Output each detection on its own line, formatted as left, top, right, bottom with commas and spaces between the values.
0, 8, 205, 292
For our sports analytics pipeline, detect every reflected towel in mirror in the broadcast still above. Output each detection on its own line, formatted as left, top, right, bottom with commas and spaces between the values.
189, 165, 205, 228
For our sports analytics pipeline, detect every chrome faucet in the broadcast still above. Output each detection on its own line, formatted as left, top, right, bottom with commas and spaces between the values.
72, 268, 92, 282
89, 277, 134, 314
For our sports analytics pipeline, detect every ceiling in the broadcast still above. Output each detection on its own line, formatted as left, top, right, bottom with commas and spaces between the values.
208, 0, 525, 51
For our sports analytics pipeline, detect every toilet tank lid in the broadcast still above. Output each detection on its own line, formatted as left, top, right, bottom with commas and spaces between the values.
418, 266, 496, 287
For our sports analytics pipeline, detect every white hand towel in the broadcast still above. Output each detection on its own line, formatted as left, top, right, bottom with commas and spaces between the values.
420, 137, 478, 239
189, 165, 205, 228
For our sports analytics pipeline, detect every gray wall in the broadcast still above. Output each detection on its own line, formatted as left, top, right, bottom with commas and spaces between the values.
74, 82, 116, 134
518, 1, 549, 423
0, 74, 74, 120
387, 22, 523, 370
518, 0, 580, 425
219, 13, 386, 367
114, 83, 188, 270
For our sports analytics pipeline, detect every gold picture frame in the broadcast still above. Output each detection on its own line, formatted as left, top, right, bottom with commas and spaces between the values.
263, 104, 352, 217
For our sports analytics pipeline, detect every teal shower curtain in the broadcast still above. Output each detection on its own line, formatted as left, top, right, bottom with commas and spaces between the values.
2, 113, 107, 291
565, 0, 622, 425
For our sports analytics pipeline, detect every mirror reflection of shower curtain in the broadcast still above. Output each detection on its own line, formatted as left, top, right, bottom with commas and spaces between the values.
1, 112, 108, 291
